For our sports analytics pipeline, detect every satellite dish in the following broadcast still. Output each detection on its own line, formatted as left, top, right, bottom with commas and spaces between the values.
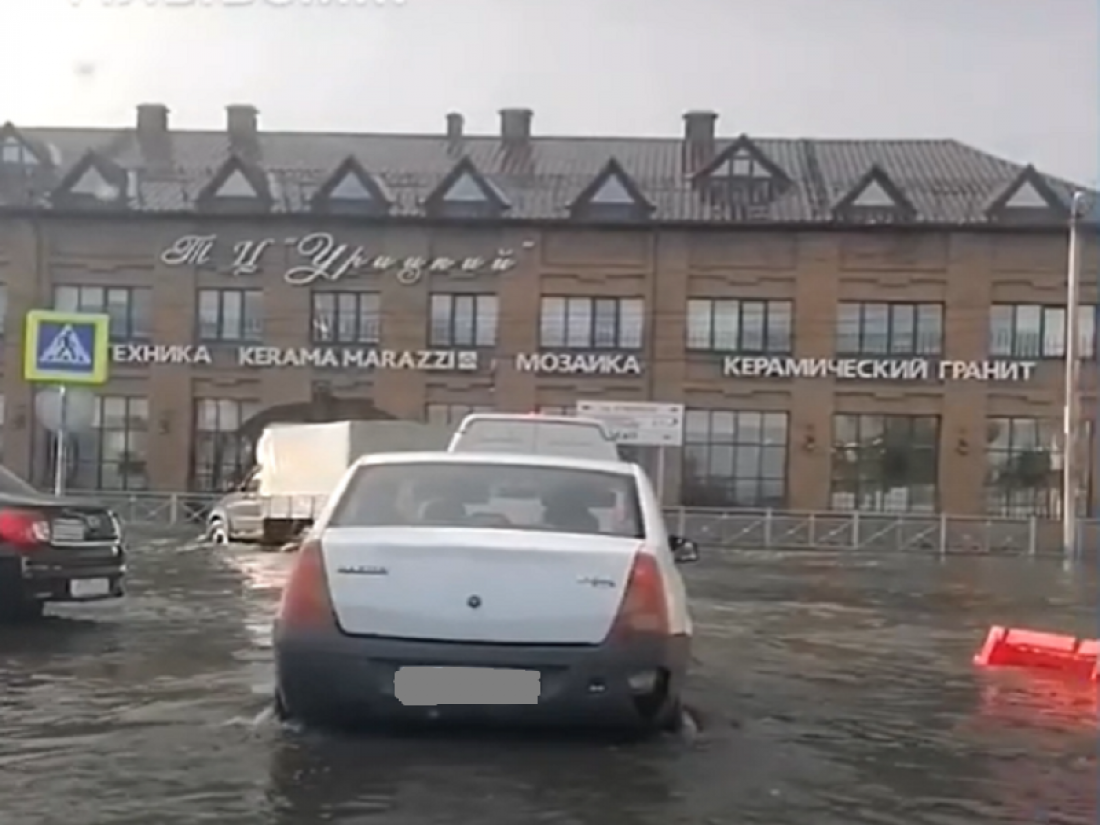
35, 387, 97, 433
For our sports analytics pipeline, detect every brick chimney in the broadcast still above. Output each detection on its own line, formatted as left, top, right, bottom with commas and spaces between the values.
499, 108, 533, 146
226, 104, 260, 161
136, 103, 171, 165
446, 112, 464, 154
683, 110, 717, 174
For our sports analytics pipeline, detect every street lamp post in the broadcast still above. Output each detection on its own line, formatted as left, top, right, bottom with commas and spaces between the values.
1060, 190, 1086, 558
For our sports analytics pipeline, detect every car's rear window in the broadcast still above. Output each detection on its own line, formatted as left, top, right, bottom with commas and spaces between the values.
328, 461, 644, 539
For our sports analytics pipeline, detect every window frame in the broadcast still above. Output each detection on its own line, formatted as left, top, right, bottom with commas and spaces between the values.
53, 284, 152, 342
190, 398, 260, 492
429, 293, 499, 348
196, 288, 263, 343
685, 298, 792, 354
835, 301, 943, 356
989, 303, 1097, 360
538, 296, 644, 350
830, 413, 940, 513
38, 395, 149, 491
309, 290, 381, 344
681, 409, 789, 508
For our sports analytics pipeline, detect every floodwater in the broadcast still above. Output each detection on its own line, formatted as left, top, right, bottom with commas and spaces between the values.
0, 538, 1094, 825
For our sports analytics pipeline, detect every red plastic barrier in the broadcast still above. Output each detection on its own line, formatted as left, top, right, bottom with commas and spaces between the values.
975, 626, 1099, 680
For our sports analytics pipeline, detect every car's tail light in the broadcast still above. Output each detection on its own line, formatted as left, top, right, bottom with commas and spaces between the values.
0, 509, 50, 550
608, 550, 669, 638
277, 538, 337, 630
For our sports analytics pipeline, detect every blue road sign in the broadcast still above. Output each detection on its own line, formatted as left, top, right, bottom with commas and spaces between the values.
23, 310, 110, 385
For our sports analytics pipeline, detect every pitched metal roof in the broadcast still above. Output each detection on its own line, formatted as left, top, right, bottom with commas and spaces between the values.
0, 119, 1088, 226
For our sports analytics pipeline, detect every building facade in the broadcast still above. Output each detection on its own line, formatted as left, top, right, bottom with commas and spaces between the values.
0, 104, 1095, 516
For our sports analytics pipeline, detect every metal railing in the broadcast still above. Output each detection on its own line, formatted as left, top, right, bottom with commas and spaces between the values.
56, 491, 1097, 555
65, 491, 219, 534
662, 507, 1097, 557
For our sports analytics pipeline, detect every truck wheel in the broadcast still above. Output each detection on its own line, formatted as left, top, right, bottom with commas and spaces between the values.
207, 517, 230, 545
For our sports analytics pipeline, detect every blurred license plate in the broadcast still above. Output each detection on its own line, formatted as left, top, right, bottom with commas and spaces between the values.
394, 667, 540, 706
71, 579, 110, 598
52, 519, 85, 542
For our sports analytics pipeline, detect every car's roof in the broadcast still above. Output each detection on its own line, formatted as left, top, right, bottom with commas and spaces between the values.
353, 450, 635, 476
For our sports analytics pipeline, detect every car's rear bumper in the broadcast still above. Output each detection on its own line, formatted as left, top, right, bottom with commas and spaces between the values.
273, 624, 690, 729
0, 545, 126, 603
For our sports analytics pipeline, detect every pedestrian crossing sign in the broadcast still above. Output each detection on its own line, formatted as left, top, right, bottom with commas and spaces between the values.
23, 310, 110, 385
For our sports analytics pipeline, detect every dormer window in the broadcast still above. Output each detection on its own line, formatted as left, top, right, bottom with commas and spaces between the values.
424, 157, 509, 219
692, 134, 788, 214
985, 165, 1068, 224
311, 156, 391, 216
51, 151, 129, 209
568, 158, 653, 222
196, 155, 273, 213
0, 124, 43, 167
831, 165, 915, 224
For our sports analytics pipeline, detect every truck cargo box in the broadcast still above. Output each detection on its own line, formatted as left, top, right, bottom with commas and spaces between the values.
257, 420, 453, 498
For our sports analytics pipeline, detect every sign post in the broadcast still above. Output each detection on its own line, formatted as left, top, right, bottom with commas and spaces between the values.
576, 400, 685, 502
23, 310, 111, 495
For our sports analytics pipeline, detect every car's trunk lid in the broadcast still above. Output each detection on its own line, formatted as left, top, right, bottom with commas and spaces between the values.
320, 527, 639, 644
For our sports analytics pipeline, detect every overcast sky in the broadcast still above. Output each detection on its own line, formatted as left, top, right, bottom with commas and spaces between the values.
9, 0, 1098, 185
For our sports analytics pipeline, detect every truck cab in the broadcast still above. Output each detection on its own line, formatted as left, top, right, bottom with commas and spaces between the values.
207, 469, 264, 545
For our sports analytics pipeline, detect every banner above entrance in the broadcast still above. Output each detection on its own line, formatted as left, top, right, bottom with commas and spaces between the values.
159, 232, 518, 286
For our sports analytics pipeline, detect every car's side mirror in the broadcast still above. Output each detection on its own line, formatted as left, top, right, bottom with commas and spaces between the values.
669, 535, 700, 564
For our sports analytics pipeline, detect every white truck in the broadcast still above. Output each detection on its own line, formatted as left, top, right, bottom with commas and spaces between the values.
205, 420, 454, 547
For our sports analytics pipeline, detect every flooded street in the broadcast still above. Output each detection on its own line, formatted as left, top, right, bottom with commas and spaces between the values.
0, 539, 1094, 825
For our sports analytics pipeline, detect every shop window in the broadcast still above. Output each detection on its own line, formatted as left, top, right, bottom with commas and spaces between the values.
682, 410, 788, 507
191, 398, 260, 491
989, 304, 1096, 359
539, 297, 644, 350
425, 403, 494, 425
984, 417, 1092, 517
54, 285, 152, 342
429, 294, 498, 347
37, 395, 149, 490
686, 299, 792, 354
197, 288, 263, 342
836, 302, 942, 356
831, 414, 939, 512
311, 291, 380, 344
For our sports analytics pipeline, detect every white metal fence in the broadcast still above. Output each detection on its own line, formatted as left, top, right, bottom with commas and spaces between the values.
62, 491, 1096, 556
663, 507, 1096, 557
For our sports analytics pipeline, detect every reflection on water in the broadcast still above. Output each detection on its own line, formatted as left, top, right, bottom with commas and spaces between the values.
0, 542, 1092, 825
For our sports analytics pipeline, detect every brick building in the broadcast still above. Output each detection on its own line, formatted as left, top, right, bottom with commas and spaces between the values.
0, 104, 1094, 516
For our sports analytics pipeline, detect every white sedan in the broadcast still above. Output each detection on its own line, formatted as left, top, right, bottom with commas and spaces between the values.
272, 450, 699, 734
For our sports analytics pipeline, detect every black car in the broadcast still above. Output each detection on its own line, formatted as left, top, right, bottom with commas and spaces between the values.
0, 465, 125, 622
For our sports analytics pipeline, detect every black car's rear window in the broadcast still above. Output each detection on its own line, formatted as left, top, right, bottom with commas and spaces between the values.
329, 461, 645, 539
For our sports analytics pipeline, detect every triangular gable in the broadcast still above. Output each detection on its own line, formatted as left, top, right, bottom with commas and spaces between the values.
985, 165, 1067, 220
311, 156, 391, 213
196, 155, 272, 205
424, 157, 509, 212
52, 150, 128, 205
832, 164, 915, 219
693, 134, 788, 183
0, 122, 45, 166
568, 158, 653, 217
